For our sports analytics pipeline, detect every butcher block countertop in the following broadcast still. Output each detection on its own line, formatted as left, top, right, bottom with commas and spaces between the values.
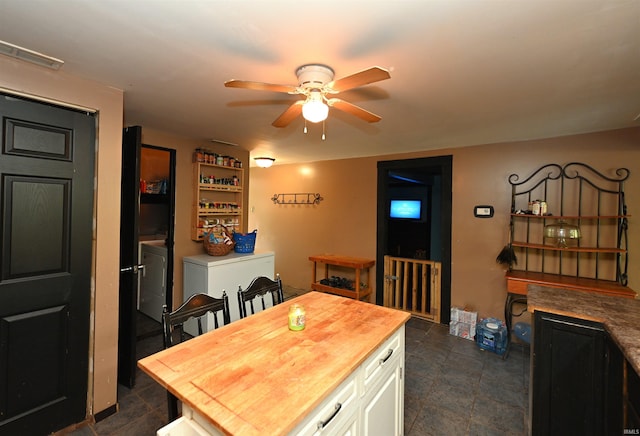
527, 285, 640, 375
138, 291, 410, 435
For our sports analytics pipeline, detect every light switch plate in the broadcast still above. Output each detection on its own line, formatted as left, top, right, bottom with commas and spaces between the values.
474, 205, 494, 218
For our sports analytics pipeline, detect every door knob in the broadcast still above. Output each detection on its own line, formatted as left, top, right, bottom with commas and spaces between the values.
120, 264, 145, 273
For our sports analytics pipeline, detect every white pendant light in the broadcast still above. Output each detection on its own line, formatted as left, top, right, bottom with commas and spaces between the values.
254, 157, 275, 168
302, 91, 329, 123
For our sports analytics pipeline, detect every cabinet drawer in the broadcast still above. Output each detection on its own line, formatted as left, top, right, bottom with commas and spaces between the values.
362, 325, 403, 392
156, 415, 210, 436
292, 372, 358, 436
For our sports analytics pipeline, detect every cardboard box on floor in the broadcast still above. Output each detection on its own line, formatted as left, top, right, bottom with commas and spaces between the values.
449, 307, 477, 340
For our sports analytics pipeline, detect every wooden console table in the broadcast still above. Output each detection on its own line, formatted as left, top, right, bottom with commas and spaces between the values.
506, 270, 637, 299
309, 254, 375, 302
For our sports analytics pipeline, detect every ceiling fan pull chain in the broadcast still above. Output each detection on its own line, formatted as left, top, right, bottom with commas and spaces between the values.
322, 120, 326, 141
303, 119, 308, 134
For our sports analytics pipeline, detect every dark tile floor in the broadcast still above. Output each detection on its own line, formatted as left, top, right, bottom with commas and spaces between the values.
67, 312, 529, 435
403, 317, 529, 435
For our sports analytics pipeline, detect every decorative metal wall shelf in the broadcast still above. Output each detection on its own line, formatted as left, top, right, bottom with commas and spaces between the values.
508, 162, 630, 285
271, 193, 323, 205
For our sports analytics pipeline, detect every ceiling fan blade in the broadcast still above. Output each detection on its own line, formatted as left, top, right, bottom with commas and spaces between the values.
225, 79, 298, 94
272, 100, 305, 127
328, 66, 391, 93
327, 98, 382, 123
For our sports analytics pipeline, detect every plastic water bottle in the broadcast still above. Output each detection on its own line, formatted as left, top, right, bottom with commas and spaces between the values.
514, 322, 531, 344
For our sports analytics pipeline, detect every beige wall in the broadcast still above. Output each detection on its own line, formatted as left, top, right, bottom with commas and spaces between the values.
249, 128, 640, 319
139, 130, 250, 309
1, 57, 124, 415
249, 158, 379, 278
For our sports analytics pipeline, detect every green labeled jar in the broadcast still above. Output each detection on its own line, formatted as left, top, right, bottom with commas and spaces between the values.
288, 304, 306, 331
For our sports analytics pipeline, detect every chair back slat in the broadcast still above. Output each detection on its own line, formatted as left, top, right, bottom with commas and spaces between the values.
161, 291, 230, 420
237, 274, 284, 318
163, 291, 230, 348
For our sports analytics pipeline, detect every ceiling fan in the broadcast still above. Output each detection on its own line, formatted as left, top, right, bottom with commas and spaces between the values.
224, 64, 391, 128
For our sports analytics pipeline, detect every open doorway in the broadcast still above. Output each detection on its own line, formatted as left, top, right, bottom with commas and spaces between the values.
118, 126, 176, 388
137, 144, 176, 337
376, 155, 452, 323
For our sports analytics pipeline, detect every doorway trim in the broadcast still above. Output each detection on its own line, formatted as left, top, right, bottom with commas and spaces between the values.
117, 130, 177, 389
141, 143, 177, 314
376, 155, 452, 323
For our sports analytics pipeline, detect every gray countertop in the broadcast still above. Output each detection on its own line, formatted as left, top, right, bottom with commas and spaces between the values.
527, 285, 640, 374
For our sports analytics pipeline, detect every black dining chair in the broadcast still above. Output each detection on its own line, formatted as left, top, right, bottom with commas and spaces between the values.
162, 292, 230, 420
237, 274, 285, 318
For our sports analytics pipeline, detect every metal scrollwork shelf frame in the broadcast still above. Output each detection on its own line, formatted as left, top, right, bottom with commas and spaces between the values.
508, 162, 630, 286
271, 193, 323, 205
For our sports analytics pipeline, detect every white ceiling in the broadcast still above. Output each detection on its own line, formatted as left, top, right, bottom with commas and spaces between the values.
1, 0, 639, 166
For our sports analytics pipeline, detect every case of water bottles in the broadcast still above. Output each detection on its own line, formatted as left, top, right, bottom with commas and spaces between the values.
475, 317, 508, 355
449, 307, 477, 340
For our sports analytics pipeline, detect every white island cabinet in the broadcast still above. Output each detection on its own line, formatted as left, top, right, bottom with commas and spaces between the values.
139, 292, 410, 436
183, 251, 274, 331
289, 323, 405, 436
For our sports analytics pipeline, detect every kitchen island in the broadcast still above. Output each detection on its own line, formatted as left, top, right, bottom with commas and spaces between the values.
138, 291, 411, 435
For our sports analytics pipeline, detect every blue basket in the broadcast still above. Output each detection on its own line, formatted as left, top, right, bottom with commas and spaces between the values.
233, 230, 257, 253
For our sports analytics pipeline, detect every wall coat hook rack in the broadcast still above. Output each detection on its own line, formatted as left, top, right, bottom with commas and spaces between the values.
271, 193, 323, 205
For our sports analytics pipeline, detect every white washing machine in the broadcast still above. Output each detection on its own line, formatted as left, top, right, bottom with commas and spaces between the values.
138, 240, 167, 322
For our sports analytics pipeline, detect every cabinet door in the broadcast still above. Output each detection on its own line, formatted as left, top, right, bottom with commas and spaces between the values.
532, 311, 606, 435
333, 411, 359, 436
626, 360, 640, 428
361, 355, 403, 436
291, 373, 358, 436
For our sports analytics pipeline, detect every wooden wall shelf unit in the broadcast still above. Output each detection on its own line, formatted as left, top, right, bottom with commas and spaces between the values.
309, 254, 375, 302
504, 163, 635, 350
191, 158, 244, 241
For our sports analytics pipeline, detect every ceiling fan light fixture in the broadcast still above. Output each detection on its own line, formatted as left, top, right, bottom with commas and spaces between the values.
225, 64, 389, 128
302, 92, 329, 123
254, 157, 275, 168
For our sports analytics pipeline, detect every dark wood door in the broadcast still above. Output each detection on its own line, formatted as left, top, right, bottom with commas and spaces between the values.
532, 311, 607, 435
0, 93, 95, 434
117, 126, 141, 388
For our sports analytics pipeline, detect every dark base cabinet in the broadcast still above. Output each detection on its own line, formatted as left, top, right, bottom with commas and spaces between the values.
628, 360, 640, 428
532, 311, 623, 436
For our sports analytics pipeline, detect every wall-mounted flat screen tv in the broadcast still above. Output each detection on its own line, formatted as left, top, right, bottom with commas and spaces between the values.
389, 199, 422, 220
